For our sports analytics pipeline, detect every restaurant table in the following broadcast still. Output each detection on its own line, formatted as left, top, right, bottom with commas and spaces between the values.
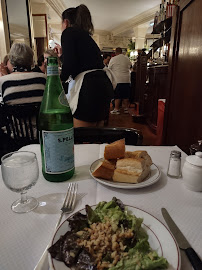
0, 144, 201, 270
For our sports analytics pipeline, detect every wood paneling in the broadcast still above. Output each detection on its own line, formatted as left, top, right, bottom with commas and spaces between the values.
145, 65, 168, 134
164, 0, 202, 153
135, 50, 147, 114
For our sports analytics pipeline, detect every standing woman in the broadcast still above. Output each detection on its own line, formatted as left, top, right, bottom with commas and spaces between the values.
55, 4, 114, 127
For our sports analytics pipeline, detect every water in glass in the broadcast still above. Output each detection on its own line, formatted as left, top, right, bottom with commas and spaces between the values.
1, 151, 39, 213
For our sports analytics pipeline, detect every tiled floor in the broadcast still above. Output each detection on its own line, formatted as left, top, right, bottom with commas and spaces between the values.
107, 105, 157, 146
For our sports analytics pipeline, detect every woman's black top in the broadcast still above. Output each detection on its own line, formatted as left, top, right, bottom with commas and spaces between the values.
60, 27, 104, 81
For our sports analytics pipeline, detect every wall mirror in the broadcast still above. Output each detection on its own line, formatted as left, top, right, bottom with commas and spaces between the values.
5, 0, 31, 46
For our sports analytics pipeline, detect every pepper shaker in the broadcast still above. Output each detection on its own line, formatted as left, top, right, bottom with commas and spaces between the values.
167, 150, 182, 178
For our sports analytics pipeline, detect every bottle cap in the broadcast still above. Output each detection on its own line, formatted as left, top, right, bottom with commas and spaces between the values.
186, 151, 202, 167
170, 150, 181, 158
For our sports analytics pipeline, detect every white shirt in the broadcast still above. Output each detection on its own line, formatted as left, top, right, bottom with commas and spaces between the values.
108, 54, 131, 83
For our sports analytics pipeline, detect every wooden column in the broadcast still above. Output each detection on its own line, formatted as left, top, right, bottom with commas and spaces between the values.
145, 65, 169, 134
135, 50, 147, 115
163, 0, 202, 153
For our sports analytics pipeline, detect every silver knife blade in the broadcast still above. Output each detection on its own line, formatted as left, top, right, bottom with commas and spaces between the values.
161, 208, 190, 249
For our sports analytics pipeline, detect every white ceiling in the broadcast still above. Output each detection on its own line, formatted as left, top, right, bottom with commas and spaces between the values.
61, 0, 161, 31
32, 0, 161, 32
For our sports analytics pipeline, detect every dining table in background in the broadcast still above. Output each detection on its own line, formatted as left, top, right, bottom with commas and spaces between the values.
0, 144, 201, 270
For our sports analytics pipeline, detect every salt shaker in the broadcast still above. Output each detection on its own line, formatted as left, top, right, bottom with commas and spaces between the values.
167, 150, 182, 178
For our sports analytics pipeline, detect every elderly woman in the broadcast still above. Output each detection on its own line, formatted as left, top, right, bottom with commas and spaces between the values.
0, 43, 46, 105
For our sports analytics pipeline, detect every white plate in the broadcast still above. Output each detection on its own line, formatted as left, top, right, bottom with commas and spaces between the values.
89, 158, 161, 189
49, 206, 181, 270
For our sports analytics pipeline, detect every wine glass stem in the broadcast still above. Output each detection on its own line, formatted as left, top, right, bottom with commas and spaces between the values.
20, 192, 28, 203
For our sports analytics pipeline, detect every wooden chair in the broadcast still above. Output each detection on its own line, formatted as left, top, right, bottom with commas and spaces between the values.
0, 103, 40, 151
74, 127, 143, 145
0, 104, 143, 159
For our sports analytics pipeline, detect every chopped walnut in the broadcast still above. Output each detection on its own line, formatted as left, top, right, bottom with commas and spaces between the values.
76, 220, 134, 269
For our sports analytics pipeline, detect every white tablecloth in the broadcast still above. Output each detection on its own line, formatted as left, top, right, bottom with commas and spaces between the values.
0, 144, 201, 270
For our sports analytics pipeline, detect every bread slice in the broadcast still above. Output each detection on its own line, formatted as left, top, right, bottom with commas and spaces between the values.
125, 150, 152, 166
116, 157, 146, 171
113, 158, 150, 183
92, 159, 116, 180
104, 139, 125, 160
113, 166, 150, 183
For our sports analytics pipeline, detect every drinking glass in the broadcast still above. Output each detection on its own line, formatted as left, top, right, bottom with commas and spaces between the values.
1, 151, 39, 213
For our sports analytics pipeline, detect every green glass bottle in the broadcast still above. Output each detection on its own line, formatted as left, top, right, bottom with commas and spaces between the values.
38, 57, 74, 182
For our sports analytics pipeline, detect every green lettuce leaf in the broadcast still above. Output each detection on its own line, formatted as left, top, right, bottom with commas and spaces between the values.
109, 248, 168, 270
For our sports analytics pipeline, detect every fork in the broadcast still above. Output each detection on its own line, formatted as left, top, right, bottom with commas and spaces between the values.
34, 182, 78, 270
55, 182, 78, 229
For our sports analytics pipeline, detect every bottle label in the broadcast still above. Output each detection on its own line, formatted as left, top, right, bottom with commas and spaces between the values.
42, 128, 74, 174
47, 66, 59, 76
59, 91, 70, 107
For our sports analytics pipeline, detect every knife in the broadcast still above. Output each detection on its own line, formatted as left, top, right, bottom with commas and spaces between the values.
161, 208, 202, 270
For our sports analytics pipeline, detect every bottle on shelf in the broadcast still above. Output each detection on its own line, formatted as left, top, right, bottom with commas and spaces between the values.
38, 57, 75, 182
173, 0, 179, 5
161, 2, 165, 22
164, 8, 167, 21
154, 11, 159, 28
158, 4, 162, 23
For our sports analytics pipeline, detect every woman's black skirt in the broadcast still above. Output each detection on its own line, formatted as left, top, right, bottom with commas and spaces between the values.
73, 70, 114, 122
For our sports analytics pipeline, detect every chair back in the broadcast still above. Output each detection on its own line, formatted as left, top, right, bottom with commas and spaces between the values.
74, 127, 143, 145
0, 105, 143, 152
1, 103, 40, 149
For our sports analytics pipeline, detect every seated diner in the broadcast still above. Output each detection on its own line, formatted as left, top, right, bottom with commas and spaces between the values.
0, 43, 46, 105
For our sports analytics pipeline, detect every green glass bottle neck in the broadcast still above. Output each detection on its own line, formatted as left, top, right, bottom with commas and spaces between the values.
41, 71, 71, 112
